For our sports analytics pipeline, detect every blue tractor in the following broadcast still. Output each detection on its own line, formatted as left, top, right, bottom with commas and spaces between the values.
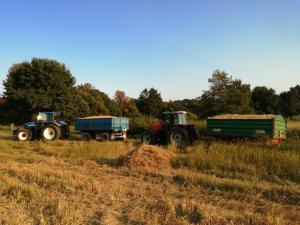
14, 112, 69, 141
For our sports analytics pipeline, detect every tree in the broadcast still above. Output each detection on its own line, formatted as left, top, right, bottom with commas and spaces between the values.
3, 58, 88, 123
114, 90, 131, 109
166, 98, 202, 117
77, 84, 123, 116
99, 91, 122, 116
136, 88, 164, 117
280, 85, 300, 118
77, 83, 109, 116
224, 79, 253, 113
0, 97, 7, 123
252, 86, 280, 114
200, 70, 253, 118
114, 90, 140, 117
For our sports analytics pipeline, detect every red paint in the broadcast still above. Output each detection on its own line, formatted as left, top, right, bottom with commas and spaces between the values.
272, 139, 280, 144
148, 124, 163, 134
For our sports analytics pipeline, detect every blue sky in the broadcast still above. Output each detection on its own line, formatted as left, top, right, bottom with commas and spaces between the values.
0, 0, 299, 100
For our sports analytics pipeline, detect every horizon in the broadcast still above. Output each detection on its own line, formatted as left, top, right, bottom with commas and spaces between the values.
0, 1, 299, 101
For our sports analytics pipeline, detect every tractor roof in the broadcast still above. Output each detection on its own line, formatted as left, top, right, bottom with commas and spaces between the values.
162, 111, 187, 115
40, 112, 60, 115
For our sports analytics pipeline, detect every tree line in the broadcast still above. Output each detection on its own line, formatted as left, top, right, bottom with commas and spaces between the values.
0, 58, 299, 125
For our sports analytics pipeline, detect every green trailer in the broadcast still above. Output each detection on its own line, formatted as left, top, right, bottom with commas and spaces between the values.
207, 114, 286, 143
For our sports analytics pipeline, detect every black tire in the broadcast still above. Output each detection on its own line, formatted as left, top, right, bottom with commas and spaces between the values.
141, 130, 156, 145
16, 128, 32, 141
41, 124, 61, 140
61, 126, 70, 139
167, 127, 189, 146
101, 132, 110, 142
189, 125, 200, 143
91, 132, 97, 140
81, 132, 92, 141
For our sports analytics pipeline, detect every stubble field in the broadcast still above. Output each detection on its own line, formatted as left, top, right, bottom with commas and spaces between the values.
0, 122, 299, 225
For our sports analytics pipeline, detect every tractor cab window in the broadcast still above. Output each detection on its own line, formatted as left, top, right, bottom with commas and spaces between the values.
175, 113, 188, 125
37, 112, 61, 122
54, 113, 62, 122
162, 114, 174, 126
37, 113, 47, 122
47, 113, 61, 122
173, 114, 179, 124
47, 113, 54, 122
180, 114, 188, 125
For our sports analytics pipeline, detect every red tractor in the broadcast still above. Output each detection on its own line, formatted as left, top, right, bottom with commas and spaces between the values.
141, 111, 200, 146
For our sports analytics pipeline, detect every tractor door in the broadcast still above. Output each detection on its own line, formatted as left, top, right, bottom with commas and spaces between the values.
162, 113, 174, 130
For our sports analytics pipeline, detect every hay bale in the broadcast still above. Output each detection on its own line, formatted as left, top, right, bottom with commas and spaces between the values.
118, 145, 176, 169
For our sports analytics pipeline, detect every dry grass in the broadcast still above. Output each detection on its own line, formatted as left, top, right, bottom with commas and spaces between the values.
287, 120, 300, 138
0, 123, 299, 224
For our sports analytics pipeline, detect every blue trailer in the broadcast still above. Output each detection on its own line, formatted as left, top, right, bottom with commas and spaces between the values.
74, 116, 129, 141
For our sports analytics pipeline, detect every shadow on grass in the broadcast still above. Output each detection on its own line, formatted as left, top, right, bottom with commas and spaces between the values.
0, 135, 15, 140
94, 158, 119, 167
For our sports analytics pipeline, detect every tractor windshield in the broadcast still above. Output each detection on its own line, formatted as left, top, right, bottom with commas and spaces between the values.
37, 112, 61, 122
47, 112, 62, 122
37, 113, 47, 122
174, 113, 188, 125
53, 113, 62, 122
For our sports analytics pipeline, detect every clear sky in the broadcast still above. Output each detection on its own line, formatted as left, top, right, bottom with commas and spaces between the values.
0, 0, 299, 101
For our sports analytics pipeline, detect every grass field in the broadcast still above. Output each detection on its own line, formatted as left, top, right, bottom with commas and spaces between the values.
0, 122, 299, 225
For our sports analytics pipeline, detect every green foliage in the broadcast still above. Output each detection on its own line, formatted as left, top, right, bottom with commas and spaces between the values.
2, 58, 88, 123
127, 115, 160, 135
100, 91, 122, 116
114, 90, 141, 117
166, 99, 202, 116
136, 88, 164, 117
280, 85, 300, 118
77, 83, 110, 115
199, 70, 253, 118
2, 59, 299, 127
252, 86, 280, 114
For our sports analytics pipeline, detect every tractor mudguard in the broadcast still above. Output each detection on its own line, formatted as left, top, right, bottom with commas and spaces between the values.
41, 122, 61, 127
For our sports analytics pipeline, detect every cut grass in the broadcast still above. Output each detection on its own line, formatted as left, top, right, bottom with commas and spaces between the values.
172, 141, 300, 183
0, 122, 299, 224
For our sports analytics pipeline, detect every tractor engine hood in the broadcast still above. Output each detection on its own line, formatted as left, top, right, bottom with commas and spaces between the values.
148, 124, 162, 134
23, 121, 37, 127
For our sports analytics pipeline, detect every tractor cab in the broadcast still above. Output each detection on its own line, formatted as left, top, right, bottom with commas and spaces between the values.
142, 110, 199, 146
161, 111, 188, 127
37, 112, 62, 123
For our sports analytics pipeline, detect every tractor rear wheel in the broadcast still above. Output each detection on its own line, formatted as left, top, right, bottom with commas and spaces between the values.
141, 130, 156, 145
16, 128, 32, 141
41, 124, 61, 140
61, 126, 70, 139
167, 127, 189, 147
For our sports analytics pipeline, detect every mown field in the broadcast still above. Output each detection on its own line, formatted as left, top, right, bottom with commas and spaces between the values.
0, 122, 299, 225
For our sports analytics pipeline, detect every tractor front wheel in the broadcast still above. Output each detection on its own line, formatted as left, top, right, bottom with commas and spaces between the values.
16, 128, 32, 141
141, 130, 156, 145
41, 124, 61, 140
167, 127, 189, 147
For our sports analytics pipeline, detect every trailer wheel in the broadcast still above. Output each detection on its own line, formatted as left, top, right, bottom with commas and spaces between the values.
41, 124, 61, 140
167, 127, 189, 147
141, 130, 156, 145
101, 132, 110, 142
81, 132, 92, 141
16, 128, 32, 141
